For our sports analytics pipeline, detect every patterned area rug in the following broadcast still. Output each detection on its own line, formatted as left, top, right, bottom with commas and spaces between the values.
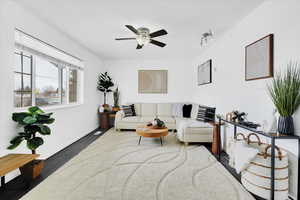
21, 129, 255, 200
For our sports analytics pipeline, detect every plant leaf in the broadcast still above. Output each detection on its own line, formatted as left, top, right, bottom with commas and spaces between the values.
27, 137, 44, 150
23, 116, 37, 124
12, 112, 31, 123
37, 125, 51, 135
7, 136, 24, 149
28, 106, 44, 114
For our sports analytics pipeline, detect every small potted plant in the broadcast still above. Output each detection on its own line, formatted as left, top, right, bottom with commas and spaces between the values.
97, 72, 114, 111
112, 87, 120, 112
267, 63, 300, 135
7, 106, 55, 179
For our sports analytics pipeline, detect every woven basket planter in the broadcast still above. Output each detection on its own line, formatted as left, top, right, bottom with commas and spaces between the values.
238, 133, 289, 200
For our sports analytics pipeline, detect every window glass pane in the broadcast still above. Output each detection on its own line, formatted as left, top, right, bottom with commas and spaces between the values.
23, 74, 32, 92
14, 73, 22, 91
22, 92, 32, 107
35, 57, 60, 106
14, 53, 21, 72
62, 67, 67, 104
14, 92, 22, 107
69, 69, 78, 103
23, 56, 32, 74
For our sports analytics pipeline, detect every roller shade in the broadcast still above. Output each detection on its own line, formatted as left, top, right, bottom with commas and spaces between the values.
15, 29, 84, 69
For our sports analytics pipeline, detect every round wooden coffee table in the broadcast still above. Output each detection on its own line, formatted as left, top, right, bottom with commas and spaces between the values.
136, 125, 168, 146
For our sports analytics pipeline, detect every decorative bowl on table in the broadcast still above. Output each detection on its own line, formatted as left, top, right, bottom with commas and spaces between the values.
147, 118, 166, 129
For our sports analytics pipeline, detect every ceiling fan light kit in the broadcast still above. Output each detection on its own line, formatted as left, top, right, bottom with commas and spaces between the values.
115, 25, 168, 49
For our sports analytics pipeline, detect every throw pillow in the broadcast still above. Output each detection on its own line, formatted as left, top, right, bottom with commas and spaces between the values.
130, 104, 136, 116
196, 105, 216, 122
122, 105, 133, 117
182, 104, 192, 118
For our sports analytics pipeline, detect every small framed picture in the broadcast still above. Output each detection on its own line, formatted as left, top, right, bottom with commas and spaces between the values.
198, 59, 212, 85
245, 34, 274, 81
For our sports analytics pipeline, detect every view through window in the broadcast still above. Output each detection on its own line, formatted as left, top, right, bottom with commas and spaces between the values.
14, 51, 81, 108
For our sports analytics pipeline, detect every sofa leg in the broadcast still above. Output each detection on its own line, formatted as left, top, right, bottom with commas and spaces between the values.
184, 142, 189, 146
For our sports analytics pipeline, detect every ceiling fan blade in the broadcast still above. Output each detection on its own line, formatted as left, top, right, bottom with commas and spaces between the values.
136, 44, 143, 49
125, 25, 138, 34
115, 37, 136, 40
150, 39, 166, 47
149, 29, 168, 38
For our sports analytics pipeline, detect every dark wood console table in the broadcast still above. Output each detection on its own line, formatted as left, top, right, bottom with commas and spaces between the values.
217, 116, 300, 200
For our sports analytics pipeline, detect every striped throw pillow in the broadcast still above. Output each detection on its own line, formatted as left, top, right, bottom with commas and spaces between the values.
122, 105, 133, 117
197, 105, 216, 122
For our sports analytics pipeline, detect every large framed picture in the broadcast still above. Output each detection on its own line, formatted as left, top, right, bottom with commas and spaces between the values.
198, 59, 212, 86
138, 70, 168, 94
245, 34, 274, 81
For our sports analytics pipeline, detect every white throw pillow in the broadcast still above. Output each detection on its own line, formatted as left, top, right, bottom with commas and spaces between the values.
234, 141, 259, 173
172, 103, 183, 117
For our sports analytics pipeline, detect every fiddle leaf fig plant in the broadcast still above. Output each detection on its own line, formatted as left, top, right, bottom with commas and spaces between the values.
8, 106, 55, 154
97, 72, 114, 105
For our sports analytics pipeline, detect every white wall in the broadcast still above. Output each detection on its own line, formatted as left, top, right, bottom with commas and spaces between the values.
105, 59, 194, 104
0, 0, 104, 181
191, 0, 300, 146
190, 0, 300, 197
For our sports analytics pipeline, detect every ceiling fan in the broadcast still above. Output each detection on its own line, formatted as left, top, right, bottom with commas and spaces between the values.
115, 25, 168, 49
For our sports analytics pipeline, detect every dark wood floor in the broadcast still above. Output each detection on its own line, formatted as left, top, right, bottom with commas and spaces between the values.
0, 129, 264, 200
0, 128, 107, 200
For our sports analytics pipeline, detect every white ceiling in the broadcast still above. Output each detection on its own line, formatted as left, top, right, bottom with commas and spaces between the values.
16, 0, 265, 60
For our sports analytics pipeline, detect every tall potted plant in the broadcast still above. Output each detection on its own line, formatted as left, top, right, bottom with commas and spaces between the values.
97, 72, 114, 109
7, 106, 55, 179
267, 63, 300, 135
112, 87, 120, 111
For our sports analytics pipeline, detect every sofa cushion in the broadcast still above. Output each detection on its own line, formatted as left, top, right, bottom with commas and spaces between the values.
176, 118, 212, 128
121, 116, 141, 123
172, 103, 184, 117
191, 104, 199, 119
140, 116, 156, 123
158, 116, 175, 124
197, 105, 216, 122
134, 103, 141, 116
157, 103, 172, 116
141, 103, 157, 116
122, 105, 134, 117
183, 104, 192, 118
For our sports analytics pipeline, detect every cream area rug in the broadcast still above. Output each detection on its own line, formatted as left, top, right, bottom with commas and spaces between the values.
21, 129, 255, 200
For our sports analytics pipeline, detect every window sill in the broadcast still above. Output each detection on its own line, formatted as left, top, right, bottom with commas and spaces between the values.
14, 103, 83, 112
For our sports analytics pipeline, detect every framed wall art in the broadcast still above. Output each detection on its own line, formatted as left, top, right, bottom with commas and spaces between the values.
198, 59, 212, 86
138, 70, 168, 94
245, 34, 274, 81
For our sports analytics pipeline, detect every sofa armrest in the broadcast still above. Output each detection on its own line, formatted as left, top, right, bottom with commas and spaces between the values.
115, 110, 125, 128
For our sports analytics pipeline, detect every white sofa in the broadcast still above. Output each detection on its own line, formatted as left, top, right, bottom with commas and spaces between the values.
115, 103, 214, 144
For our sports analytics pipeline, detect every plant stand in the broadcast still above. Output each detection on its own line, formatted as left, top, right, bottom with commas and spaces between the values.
20, 160, 44, 181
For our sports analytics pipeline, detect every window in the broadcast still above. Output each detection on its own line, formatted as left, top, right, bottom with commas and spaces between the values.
14, 51, 82, 108
14, 30, 83, 109
14, 51, 81, 107
13, 51, 33, 107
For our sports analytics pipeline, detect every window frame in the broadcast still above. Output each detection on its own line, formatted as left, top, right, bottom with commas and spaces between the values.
14, 49, 83, 111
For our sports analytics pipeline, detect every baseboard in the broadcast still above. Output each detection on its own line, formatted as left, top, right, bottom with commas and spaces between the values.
45, 127, 103, 160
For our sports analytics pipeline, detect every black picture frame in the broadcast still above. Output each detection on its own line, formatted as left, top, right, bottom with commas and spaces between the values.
198, 59, 212, 86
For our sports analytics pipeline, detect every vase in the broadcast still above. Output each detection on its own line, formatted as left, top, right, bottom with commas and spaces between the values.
278, 116, 294, 135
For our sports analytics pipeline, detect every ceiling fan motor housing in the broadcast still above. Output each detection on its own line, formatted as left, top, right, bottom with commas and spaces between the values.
136, 27, 151, 45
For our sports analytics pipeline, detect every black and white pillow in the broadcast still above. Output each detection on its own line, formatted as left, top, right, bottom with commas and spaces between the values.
130, 104, 136, 116
122, 105, 133, 117
122, 104, 136, 117
197, 105, 216, 122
